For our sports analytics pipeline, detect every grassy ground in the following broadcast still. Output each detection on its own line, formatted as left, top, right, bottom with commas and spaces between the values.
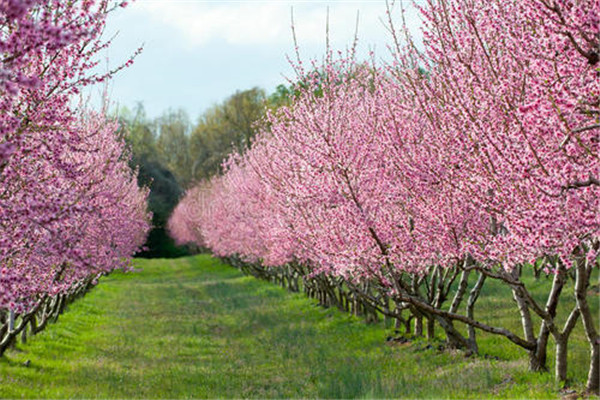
0, 255, 597, 398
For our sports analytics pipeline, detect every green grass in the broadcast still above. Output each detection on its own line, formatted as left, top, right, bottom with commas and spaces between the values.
0, 255, 597, 398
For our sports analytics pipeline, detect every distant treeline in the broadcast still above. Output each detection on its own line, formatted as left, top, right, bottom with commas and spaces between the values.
119, 85, 291, 257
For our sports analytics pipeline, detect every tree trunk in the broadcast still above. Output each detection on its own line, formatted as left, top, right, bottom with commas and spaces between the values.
449, 269, 470, 313
511, 285, 540, 371
8, 309, 16, 350
8, 309, 14, 334
414, 314, 423, 337
555, 336, 568, 383
426, 317, 435, 339
530, 327, 550, 372
587, 344, 600, 394
20, 324, 27, 345
466, 273, 486, 354
574, 254, 599, 394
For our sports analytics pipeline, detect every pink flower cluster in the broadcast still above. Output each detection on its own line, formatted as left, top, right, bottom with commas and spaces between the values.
170, 2, 600, 387
170, 2, 600, 388
0, 111, 151, 312
171, 0, 599, 278
0, 1, 150, 314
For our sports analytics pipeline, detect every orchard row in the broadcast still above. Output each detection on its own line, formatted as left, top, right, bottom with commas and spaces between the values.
170, 0, 600, 393
0, 1, 150, 353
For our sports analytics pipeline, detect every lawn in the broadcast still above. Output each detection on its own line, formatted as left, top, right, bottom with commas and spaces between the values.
0, 254, 597, 398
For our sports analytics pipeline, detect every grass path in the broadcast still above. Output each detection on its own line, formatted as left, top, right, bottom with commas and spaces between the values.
0, 255, 587, 398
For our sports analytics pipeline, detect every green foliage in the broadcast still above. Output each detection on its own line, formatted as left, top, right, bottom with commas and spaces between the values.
116, 86, 292, 258
120, 105, 192, 188
120, 85, 293, 189
117, 86, 286, 256
120, 103, 159, 163
118, 104, 187, 258
120, 85, 289, 185
190, 87, 267, 179
267, 84, 293, 107
155, 110, 193, 185
0, 255, 595, 399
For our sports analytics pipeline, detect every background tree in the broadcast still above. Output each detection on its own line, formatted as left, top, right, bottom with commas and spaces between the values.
119, 105, 185, 258
190, 87, 267, 180
156, 109, 192, 185
119, 85, 293, 257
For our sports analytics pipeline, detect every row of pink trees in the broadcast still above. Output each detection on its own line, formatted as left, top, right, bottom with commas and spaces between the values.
170, 0, 599, 392
0, 1, 151, 352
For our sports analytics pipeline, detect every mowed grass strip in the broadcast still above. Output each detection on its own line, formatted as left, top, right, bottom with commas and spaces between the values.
0, 254, 595, 398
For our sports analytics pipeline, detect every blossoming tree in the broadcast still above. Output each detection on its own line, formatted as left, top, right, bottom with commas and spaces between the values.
0, 0, 150, 352
170, 0, 599, 392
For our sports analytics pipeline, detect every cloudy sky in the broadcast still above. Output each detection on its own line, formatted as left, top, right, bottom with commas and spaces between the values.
96, 1, 421, 119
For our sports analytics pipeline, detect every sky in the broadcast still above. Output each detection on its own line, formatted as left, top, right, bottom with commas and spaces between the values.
94, 0, 421, 120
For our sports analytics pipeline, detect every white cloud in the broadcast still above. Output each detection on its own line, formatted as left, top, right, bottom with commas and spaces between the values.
98, 0, 424, 119
132, 1, 407, 49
